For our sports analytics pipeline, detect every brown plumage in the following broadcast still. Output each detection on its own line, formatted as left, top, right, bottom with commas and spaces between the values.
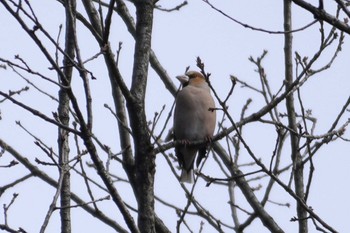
174, 71, 216, 183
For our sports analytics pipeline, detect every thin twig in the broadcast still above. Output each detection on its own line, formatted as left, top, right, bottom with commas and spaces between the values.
203, 0, 317, 34
155, 1, 188, 12
55, 195, 110, 210
0, 91, 81, 135
199, 169, 264, 187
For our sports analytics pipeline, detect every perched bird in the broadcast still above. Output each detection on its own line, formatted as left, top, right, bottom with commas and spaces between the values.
174, 71, 216, 183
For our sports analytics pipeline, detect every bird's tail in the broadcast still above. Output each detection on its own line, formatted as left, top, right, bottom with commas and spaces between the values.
180, 169, 194, 183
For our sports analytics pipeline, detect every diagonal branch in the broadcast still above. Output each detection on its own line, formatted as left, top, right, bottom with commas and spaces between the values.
0, 91, 80, 135
203, 0, 317, 34
291, 0, 350, 34
0, 138, 128, 233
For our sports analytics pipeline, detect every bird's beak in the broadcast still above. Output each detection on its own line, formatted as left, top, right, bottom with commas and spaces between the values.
176, 75, 189, 85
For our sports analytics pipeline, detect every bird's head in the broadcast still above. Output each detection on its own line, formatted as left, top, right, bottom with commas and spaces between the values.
176, 71, 206, 87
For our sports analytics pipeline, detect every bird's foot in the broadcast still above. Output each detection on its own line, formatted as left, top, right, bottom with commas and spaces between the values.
178, 139, 191, 146
204, 135, 213, 144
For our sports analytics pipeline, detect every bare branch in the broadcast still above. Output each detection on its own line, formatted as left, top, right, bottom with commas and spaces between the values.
291, 0, 350, 34
203, 0, 317, 34
0, 91, 80, 135
56, 195, 110, 210
0, 138, 128, 233
155, 1, 188, 12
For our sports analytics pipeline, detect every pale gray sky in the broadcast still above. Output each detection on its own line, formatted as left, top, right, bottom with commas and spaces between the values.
1, 0, 349, 232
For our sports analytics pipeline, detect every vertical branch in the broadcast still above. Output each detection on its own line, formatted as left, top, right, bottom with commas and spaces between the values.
103, 0, 116, 43
80, 1, 170, 232
80, 0, 136, 178
283, 1, 308, 232
109, 72, 136, 184
296, 89, 314, 202
228, 181, 240, 231
128, 0, 156, 232
58, 0, 76, 232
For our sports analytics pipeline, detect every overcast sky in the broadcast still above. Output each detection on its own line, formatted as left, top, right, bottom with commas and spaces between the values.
1, 0, 349, 232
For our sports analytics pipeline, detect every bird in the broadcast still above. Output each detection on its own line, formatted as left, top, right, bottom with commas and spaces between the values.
174, 71, 216, 183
